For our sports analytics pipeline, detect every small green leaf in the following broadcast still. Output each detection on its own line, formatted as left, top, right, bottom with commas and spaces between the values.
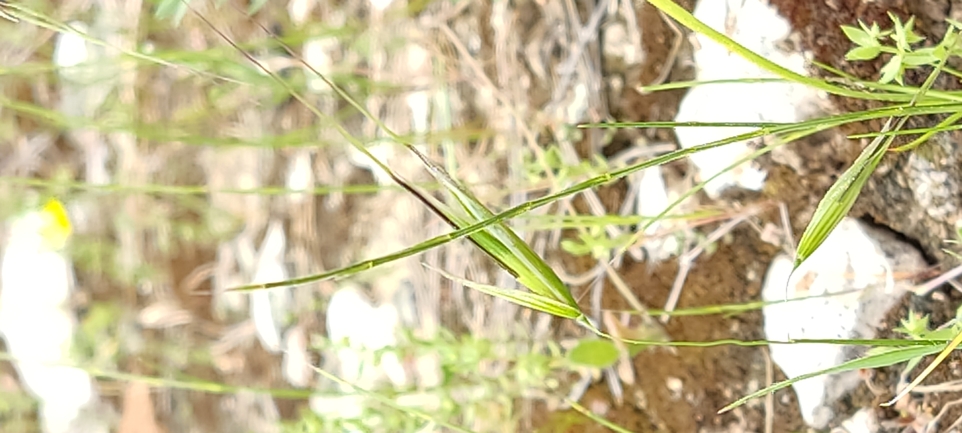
889, 12, 910, 51
903, 17, 925, 44
560, 239, 593, 257
841, 25, 878, 47
861, 20, 881, 38
568, 339, 620, 368
879, 56, 903, 84
903, 49, 938, 66
845, 45, 881, 61
933, 44, 949, 61
893, 311, 930, 338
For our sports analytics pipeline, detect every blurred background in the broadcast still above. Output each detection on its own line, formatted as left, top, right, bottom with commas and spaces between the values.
2, 1, 696, 431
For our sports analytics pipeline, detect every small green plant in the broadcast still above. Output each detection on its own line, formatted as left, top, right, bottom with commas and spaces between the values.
74, 302, 123, 368
842, 13, 935, 84
0, 391, 37, 432
887, 309, 961, 375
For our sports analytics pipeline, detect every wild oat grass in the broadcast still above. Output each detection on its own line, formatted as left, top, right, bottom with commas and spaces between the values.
3, 0, 962, 431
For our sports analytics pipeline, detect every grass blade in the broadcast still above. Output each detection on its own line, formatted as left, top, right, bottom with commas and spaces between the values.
406, 145, 579, 308
718, 343, 946, 413
566, 399, 633, 433
793, 27, 951, 269
793, 120, 892, 268
646, 0, 932, 103
881, 327, 962, 406
428, 265, 583, 321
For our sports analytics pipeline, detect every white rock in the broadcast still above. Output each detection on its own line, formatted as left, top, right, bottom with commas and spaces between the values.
286, 150, 314, 205
54, 21, 113, 186
635, 166, 678, 261
325, 286, 407, 391
302, 35, 338, 94
407, 90, 431, 137
249, 219, 292, 353
762, 218, 924, 429
309, 394, 365, 427
52, 22, 90, 81
836, 408, 879, 433
281, 325, 312, 388
314, 286, 410, 430
673, 0, 817, 198
369, 0, 394, 13
347, 144, 392, 186
287, 0, 317, 26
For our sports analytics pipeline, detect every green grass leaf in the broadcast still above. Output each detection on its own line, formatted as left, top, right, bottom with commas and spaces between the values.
882, 327, 962, 406
154, 0, 190, 26
880, 56, 903, 84
719, 343, 946, 414
793, 121, 891, 269
405, 146, 580, 310
427, 265, 583, 321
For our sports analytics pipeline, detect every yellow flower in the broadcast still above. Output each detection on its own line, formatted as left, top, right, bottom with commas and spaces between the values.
1, 197, 74, 310
40, 199, 72, 251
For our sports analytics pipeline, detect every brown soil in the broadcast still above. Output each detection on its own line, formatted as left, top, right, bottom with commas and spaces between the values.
615, 227, 803, 432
